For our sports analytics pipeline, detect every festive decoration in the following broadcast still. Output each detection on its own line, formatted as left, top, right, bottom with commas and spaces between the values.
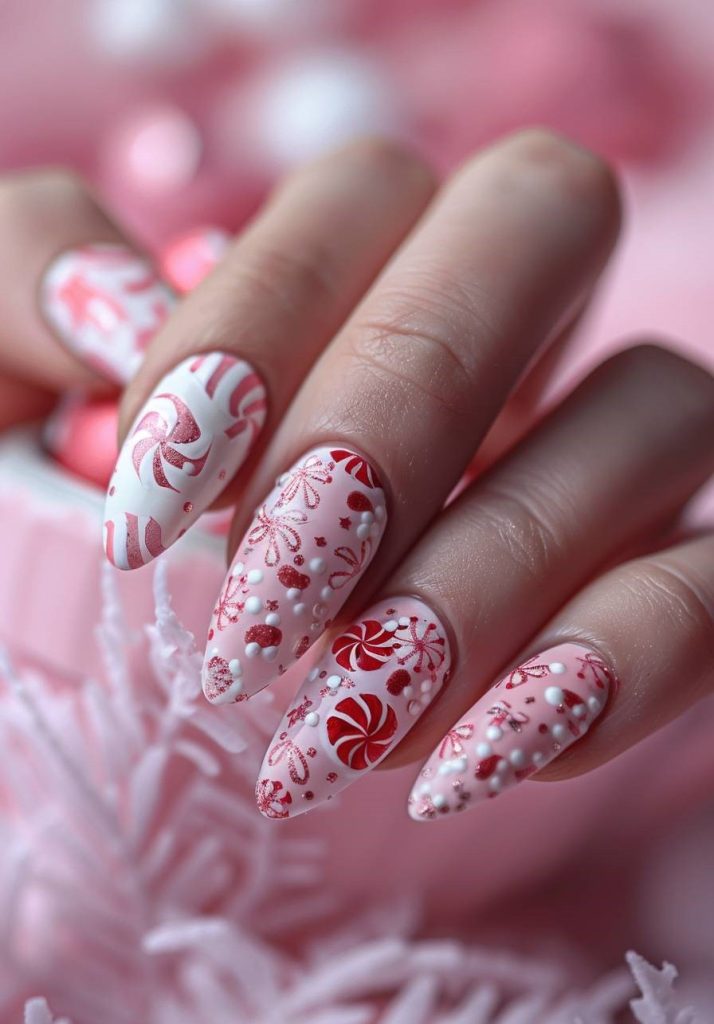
104, 351, 266, 568
203, 445, 387, 701
409, 644, 611, 820
257, 596, 451, 817
41, 243, 175, 384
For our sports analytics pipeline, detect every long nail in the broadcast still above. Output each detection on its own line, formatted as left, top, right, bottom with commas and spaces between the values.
408, 643, 613, 821
104, 352, 267, 569
41, 243, 174, 383
254, 597, 451, 819
203, 446, 388, 704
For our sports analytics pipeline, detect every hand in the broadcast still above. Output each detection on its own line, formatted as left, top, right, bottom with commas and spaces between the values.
5, 129, 713, 821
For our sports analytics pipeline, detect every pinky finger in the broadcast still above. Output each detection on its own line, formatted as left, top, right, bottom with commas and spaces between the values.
410, 532, 714, 819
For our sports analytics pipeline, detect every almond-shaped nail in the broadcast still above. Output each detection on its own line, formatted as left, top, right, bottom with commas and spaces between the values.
255, 597, 452, 819
408, 643, 613, 821
41, 242, 174, 383
202, 447, 387, 704
104, 352, 267, 569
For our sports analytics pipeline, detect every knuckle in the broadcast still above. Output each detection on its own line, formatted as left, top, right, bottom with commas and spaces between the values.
476, 479, 570, 582
348, 267, 498, 421
617, 559, 714, 648
229, 239, 338, 322
597, 342, 714, 408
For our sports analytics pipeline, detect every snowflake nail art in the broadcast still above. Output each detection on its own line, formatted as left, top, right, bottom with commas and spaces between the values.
41, 243, 174, 383
104, 351, 267, 570
255, 597, 451, 819
203, 445, 388, 703
408, 643, 613, 821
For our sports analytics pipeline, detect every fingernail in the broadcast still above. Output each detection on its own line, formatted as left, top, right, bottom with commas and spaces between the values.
104, 352, 267, 570
254, 597, 452, 819
203, 446, 387, 704
408, 643, 613, 821
41, 243, 174, 383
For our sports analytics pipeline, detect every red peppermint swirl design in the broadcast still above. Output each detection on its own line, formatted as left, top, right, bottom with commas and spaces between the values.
330, 448, 381, 489
331, 619, 397, 672
131, 393, 211, 491
326, 694, 397, 770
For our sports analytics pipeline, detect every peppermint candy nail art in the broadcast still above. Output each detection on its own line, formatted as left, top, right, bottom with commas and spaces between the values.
41, 243, 174, 383
255, 597, 451, 819
408, 643, 613, 820
203, 446, 388, 703
104, 351, 267, 570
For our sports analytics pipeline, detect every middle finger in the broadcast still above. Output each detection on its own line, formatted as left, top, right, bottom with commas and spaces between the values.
204, 129, 621, 702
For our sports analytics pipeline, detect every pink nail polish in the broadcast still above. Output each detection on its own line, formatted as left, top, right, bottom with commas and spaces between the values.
202, 446, 387, 704
408, 643, 613, 821
255, 597, 451, 819
41, 243, 174, 383
104, 352, 266, 570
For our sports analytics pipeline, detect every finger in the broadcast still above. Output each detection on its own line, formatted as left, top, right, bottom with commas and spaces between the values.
104, 140, 436, 569
251, 344, 714, 818
410, 529, 714, 819
206, 128, 622, 706
0, 169, 174, 390
0, 374, 56, 431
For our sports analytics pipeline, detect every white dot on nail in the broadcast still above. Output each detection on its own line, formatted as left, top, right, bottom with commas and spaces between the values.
384, 619, 398, 632
245, 642, 260, 658
245, 596, 262, 614
309, 558, 326, 574
509, 749, 525, 767
262, 646, 278, 661
326, 674, 341, 690
265, 612, 281, 627
287, 587, 300, 601
294, 603, 305, 615
247, 569, 263, 585
320, 586, 332, 602
573, 704, 586, 718
432, 793, 446, 808
486, 725, 503, 742
544, 686, 564, 706
305, 712, 319, 727
356, 524, 370, 540
476, 742, 492, 758
588, 697, 601, 713
229, 659, 242, 677
552, 723, 566, 741
549, 661, 566, 674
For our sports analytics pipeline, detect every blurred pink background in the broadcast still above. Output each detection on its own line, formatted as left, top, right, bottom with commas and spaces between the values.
1, 2, 713, 1021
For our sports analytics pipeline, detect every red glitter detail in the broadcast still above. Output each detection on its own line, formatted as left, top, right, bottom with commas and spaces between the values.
245, 624, 282, 648
294, 554, 305, 566
315, 536, 327, 547
277, 565, 310, 590
346, 491, 373, 513
386, 669, 411, 696
326, 772, 338, 783
294, 635, 310, 658
303, 791, 314, 800
183, 501, 193, 513
339, 516, 352, 530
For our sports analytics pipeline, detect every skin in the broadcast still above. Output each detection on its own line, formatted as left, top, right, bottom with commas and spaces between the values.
1, 127, 713, 812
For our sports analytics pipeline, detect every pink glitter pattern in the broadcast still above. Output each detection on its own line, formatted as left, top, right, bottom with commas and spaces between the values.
203, 445, 387, 703
408, 642, 612, 820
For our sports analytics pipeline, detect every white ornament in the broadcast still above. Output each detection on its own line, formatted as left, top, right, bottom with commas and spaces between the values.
247, 569, 263, 585
549, 662, 566, 674
305, 712, 319, 727
544, 686, 565, 707
245, 596, 262, 614
486, 725, 503, 742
